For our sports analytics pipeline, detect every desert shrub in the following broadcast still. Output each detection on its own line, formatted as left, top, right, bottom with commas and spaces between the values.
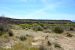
26, 34, 32, 37
32, 26, 43, 31
0, 32, 4, 36
39, 24, 49, 29
8, 30, 13, 36
54, 43, 61, 48
70, 27, 74, 31
19, 35, 27, 41
32, 23, 43, 31
43, 30, 51, 33
0, 24, 14, 36
29, 47, 39, 50
39, 45, 47, 50
19, 24, 32, 29
38, 23, 44, 27
43, 26, 48, 29
66, 33, 73, 37
0, 24, 9, 36
0, 24, 8, 32
0, 26, 4, 32
53, 27, 64, 34
47, 41, 51, 46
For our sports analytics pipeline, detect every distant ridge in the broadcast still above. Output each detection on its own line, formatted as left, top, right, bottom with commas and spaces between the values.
71, 20, 75, 22
0, 16, 72, 24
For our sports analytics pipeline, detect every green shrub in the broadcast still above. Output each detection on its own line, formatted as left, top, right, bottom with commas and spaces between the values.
38, 23, 44, 27
53, 27, 64, 34
19, 24, 32, 29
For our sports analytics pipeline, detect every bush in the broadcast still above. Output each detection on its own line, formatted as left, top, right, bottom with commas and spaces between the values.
0, 32, 4, 36
47, 41, 51, 46
0, 24, 8, 32
19, 36, 27, 41
0, 24, 9, 36
53, 27, 64, 34
8, 30, 13, 36
32, 25, 43, 31
70, 27, 74, 31
66, 33, 73, 37
19, 24, 32, 29
54, 43, 61, 48
0, 26, 4, 32
43, 30, 51, 33
39, 45, 47, 50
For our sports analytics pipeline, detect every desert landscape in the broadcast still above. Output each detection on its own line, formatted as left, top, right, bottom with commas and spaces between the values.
0, 17, 75, 50
0, 0, 75, 50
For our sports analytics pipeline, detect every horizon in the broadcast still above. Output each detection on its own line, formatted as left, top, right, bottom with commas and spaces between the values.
0, 16, 74, 21
0, 0, 75, 20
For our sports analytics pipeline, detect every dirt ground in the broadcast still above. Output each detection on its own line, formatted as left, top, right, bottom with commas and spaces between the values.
11, 28, 75, 50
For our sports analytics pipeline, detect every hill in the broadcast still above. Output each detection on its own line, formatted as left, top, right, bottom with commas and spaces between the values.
0, 16, 72, 24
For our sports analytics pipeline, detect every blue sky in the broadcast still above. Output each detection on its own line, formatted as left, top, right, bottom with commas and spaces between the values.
0, 0, 75, 20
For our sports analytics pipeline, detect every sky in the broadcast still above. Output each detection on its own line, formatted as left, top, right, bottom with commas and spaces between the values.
0, 0, 75, 20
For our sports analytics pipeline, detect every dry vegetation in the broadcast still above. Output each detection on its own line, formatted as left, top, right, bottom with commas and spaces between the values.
0, 23, 75, 50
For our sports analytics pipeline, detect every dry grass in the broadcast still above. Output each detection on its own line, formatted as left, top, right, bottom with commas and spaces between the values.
0, 24, 75, 50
